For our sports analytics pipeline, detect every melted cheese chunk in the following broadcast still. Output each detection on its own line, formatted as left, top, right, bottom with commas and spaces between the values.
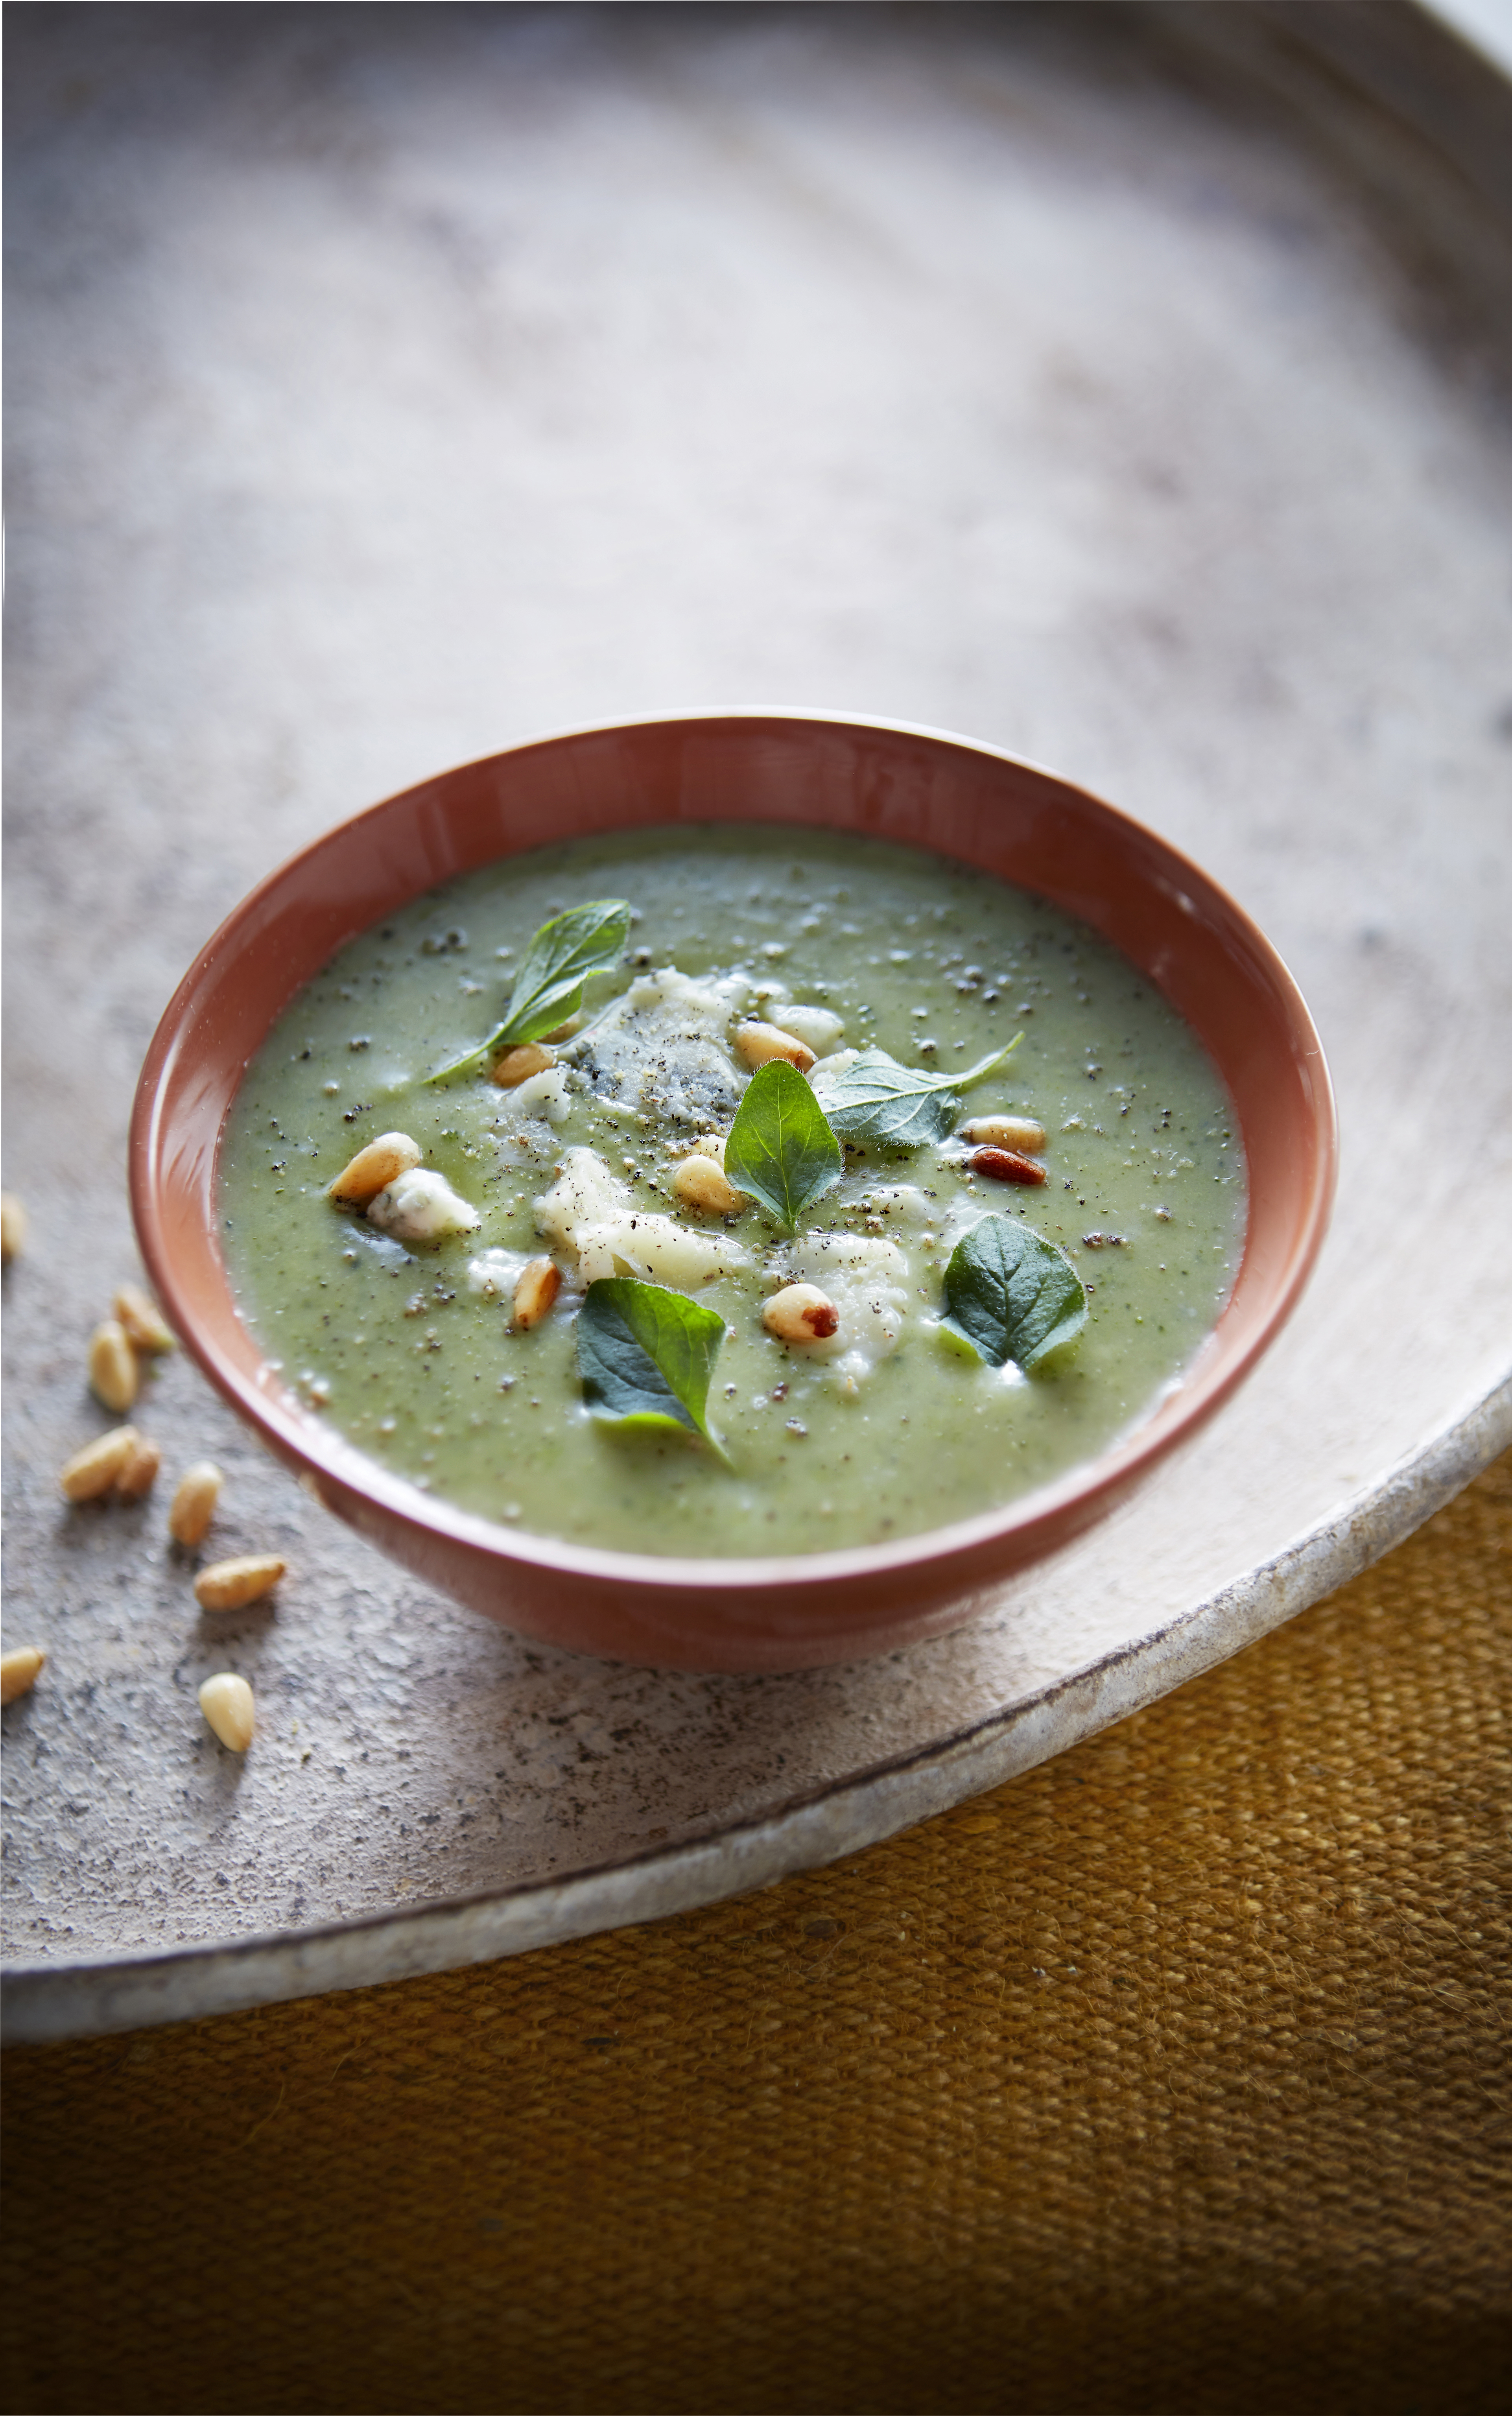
535, 1146, 750, 1289
564, 967, 752, 1127
366, 1168, 481, 1243
772, 1003, 845, 1055
507, 1067, 572, 1125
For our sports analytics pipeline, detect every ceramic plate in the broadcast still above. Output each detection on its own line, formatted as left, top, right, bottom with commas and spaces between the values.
4, 1, 1509, 2037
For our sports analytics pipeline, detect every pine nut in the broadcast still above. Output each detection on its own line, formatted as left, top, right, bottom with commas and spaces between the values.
763, 1283, 840, 1343
169, 1460, 223, 1547
113, 1282, 176, 1354
199, 1671, 254, 1752
970, 1146, 1047, 1188
60, 1425, 140, 1501
0, 1192, 27, 1265
328, 1131, 423, 1206
1, 1647, 46, 1706
673, 1156, 741, 1217
735, 1023, 816, 1075
512, 1257, 561, 1330
89, 1319, 139, 1413
195, 1554, 285, 1612
491, 1043, 554, 1088
115, 1434, 162, 1501
961, 1115, 1046, 1153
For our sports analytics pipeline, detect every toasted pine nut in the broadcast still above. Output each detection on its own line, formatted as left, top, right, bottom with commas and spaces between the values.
60, 1425, 140, 1502
512, 1257, 561, 1330
961, 1115, 1047, 1153
763, 1283, 839, 1344
491, 1043, 554, 1088
673, 1156, 742, 1217
113, 1282, 176, 1354
199, 1671, 254, 1751
971, 1146, 1047, 1187
328, 1131, 423, 1206
89, 1319, 139, 1414
114, 1434, 162, 1501
1, 1646, 46, 1706
0, 1192, 27, 1265
169, 1460, 224, 1547
195, 1554, 285, 1612
735, 1023, 816, 1075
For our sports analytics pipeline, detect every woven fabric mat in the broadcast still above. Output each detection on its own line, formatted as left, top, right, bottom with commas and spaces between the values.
4, 1455, 1508, 2416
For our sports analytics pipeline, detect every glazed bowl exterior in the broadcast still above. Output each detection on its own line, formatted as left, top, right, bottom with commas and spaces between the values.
130, 714, 1335, 1671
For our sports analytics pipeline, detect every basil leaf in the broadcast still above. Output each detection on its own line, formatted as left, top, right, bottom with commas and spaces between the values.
724, 1059, 842, 1233
427, 898, 632, 1081
497, 898, 634, 1045
942, 1213, 1088, 1371
811, 1037, 1020, 1148
577, 1276, 730, 1459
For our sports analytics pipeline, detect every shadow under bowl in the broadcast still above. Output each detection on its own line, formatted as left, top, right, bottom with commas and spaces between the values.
131, 713, 1335, 1671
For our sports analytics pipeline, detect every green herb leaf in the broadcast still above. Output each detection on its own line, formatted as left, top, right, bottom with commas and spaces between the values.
497, 898, 634, 1046
576, 1276, 730, 1458
427, 898, 633, 1081
942, 1213, 1088, 1371
811, 1036, 1021, 1148
724, 1059, 842, 1232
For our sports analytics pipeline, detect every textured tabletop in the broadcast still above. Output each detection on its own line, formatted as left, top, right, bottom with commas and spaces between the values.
4, 1452, 1507, 2414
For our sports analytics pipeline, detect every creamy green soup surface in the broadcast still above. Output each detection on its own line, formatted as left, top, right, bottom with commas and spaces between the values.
219, 826, 1245, 1556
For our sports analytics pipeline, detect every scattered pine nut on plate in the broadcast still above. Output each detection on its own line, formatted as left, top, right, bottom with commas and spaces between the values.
169, 1460, 224, 1547
0, 1192, 27, 1265
88, 1318, 140, 1413
1, 1646, 46, 1706
194, 1554, 285, 1612
198, 1671, 254, 1751
59, 1425, 140, 1502
113, 1282, 176, 1354
114, 1434, 162, 1501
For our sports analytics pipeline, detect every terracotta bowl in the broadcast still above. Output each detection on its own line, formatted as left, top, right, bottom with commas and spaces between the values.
131, 714, 1335, 1672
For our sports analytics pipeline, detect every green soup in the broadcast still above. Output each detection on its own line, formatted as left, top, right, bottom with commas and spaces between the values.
219, 826, 1245, 1555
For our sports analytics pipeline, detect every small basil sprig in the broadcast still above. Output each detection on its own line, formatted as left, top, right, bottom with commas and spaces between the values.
811, 1036, 1021, 1148
428, 898, 633, 1081
577, 1276, 730, 1459
724, 1059, 842, 1232
942, 1213, 1088, 1371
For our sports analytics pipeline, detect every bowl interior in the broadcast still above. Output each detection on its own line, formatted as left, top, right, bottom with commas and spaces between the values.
131, 714, 1335, 1659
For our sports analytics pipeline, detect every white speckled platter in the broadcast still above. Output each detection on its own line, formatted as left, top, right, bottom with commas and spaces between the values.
4, 2, 1510, 2039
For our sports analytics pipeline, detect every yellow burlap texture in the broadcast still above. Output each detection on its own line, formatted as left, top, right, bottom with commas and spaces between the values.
4, 1454, 1508, 2416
